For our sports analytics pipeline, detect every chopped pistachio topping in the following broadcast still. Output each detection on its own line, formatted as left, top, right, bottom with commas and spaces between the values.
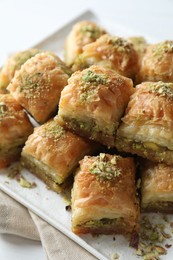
153, 41, 173, 60
18, 71, 45, 99
82, 70, 108, 85
42, 121, 65, 141
149, 81, 173, 99
108, 36, 132, 53
80, 70, 110, 102
81, 25, 104, 40
90, 153, 121, 180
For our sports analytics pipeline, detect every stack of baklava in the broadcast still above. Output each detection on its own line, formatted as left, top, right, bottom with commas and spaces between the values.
1, 20, 173, 245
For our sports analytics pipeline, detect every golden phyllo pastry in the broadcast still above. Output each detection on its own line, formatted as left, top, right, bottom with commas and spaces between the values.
73, 34, 139, 79
0, 94, 33, 169
137, 41, 173, 83
72, 153, 140, 237
21, 120, 97, 193
115, 81, 173, 165
141, 160, 173, 213
0, 49, 40, 94
57, 65, 134, 147
8, 52, 71, 123
65, 20, 106, 66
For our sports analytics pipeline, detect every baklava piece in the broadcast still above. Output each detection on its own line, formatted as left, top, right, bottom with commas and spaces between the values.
0, 49, 40, 94
116, 81, 173, 165
137, 41, 173, 83
21, 120, 97, 193
0, 94, 33, 169
73, 34, 139, 79
72, 153, 140, 237
65, 20, 106, 66
57, 65, 134, 147
141, 160, 173, 213
8, 52, 71, 123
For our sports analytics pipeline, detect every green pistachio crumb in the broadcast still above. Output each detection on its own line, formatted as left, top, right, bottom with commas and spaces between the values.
153, 41, 173, 61
90, 154, 121, 181
42, 121, 65, 141
81, 25, 105, 40
149, 81, 173, 99
19, 176, 37, 188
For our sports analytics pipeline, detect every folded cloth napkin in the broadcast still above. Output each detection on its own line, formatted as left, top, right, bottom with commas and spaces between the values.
0, 190, 97, 260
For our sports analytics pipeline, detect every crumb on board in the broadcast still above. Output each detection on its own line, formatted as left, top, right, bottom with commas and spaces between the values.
18, 176, 37, 188
7, 163, 37, 188
136, 215, 172, 259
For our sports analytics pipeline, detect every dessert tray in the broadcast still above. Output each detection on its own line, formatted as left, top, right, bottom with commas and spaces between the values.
0, 10, 172, 260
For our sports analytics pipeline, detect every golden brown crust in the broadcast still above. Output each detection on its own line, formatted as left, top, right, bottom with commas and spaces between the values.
8, 52, 71, 123
73, 34, 139, 79
0, 49, 40, 94
0, 94, 33, 169
58, 65, 134, 147
65, 21, 106, 66
22, 120, 98, 190
116, 81, 173, 165
72, 154, 140, 235
137, 41, 173, 83
141, 160, 173, 213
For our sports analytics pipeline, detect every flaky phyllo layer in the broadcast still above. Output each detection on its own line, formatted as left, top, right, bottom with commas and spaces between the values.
116, 82, 173, 164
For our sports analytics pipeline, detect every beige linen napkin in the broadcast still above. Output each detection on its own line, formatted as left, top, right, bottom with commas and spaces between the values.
0, 189, 97, 260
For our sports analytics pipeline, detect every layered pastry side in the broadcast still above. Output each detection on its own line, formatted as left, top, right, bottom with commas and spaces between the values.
72, 153, 140, 238
137, 40, 173, 83
57, 65, 134, 147
115, 81, 173, 165
72, 34, 139, 79
21, 120, 98, 193
65, 20, 106, 67
0, 49, 40, 94
8, 52, 71, 124
141, 160, 173, 213
0, 94, 33, 169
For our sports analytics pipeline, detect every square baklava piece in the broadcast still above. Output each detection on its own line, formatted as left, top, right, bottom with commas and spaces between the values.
57, 65, 134, 147
116, 81, 173, 165
141, 160, 173, 213
137, 41, 173, 83
72, 153, 140, 237
0, 94, 33, 169
72, 35, 139, 79
21, 120, 97, 193
65, 21, 106, 67
8, 52, 71, 123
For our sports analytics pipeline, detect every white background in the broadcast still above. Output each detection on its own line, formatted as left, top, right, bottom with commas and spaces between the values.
0, 0, 173, 259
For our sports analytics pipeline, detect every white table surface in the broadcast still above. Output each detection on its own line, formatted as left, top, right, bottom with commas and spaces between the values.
0, 0, 173, 259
